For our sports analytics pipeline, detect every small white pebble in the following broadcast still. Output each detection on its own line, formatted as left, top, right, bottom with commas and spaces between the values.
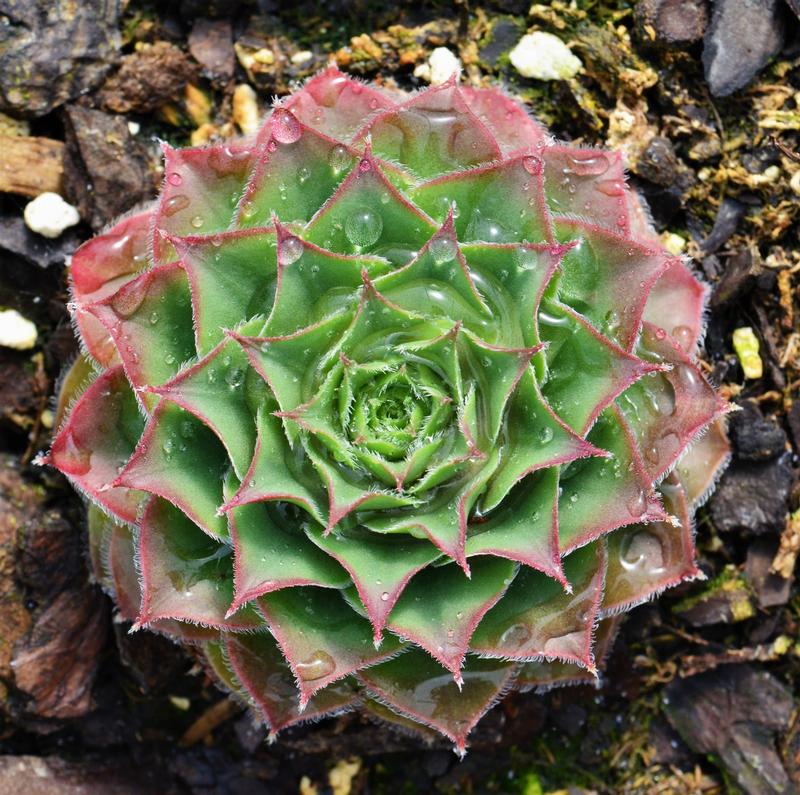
291, 50, 313, 66
660, 231, 686, 255
0, 309, 38, 350
233, 83, 260, 136
40, 409, 54, 429
509, 32, 582, 81
23, 192, 80, 239
414, 47, 461, 85
127, 120, 141, 135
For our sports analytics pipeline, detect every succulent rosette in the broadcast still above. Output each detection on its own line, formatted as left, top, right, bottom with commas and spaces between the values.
45, 68, 730, 751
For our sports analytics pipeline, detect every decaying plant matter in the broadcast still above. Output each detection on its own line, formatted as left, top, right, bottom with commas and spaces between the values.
43, 67, 730, 752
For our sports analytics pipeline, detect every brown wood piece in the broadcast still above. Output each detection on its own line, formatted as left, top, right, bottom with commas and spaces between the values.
0, 135, 64, 197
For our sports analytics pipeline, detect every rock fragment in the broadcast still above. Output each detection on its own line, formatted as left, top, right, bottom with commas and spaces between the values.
98, 41, 198, 114
710, 453, 793, 536
62, 106, 153, 230
664, 666, 793, 794
0, 0, 120, 117
188, 18, 235, 82
635, 0, 708, 45
703, 0, 786, 97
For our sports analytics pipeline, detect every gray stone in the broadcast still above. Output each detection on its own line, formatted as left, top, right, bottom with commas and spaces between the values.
703, 0, 786, 97
0, 0, 120, 117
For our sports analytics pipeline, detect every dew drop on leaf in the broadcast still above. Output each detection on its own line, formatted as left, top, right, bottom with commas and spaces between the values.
429, 236, 457, 265
344, 209, 383, 248
271, 108, 302, 144
296, 650, 336, 681
279, 236, 304, 265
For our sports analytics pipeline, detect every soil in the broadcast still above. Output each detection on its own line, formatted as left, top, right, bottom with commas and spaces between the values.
1, 1, 799, 793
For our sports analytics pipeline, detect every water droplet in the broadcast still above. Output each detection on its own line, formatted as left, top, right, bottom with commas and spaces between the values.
522, 155, 542, 175
429, 236, 457, 264
626, 490, 647, 518
567, 152, 609, 177
654, 326, 666, 340
190, 215, 204, 229
595, 179, 625, 197
296, 650, 336, 681
271, 108, 302, 144
358, 157, 371, 173
163, 194, 190, 217
225, 367, 244, 389
329, 145, 352, 174
671, 325, 693, 352
500, 623, 531, 648
149, 311, 159, 325
298, 166, 310, 184
514, 246, 538, 270
162, 437, 175, 456
380, 592, 389, 602
164, 353, 176, 365
538, 426, 554, 445
167, 172, 183, 186
279, 236, 304, 265
620, 530, 665, 574
344, 209, 382, 248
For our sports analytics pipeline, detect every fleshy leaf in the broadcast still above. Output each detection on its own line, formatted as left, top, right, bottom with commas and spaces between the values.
359, 650, 515, 753
543, 146, 630, 234
358, 79, 502, 179
306, 525, 441, 643
225, 631, 357, 734
265, 220, 389, 336
147, 337, 260, 477
115, 402, 229, 539
173, 226, 277, 355
553, 221, 673, 351
642, 260, 708, 356
227, 499, 348, 614
259, 586, 404, 706
470, 543, 605, 669
304, 148, 437, 257
457, 85, 549, 155
411, 154, 552, 245
284, 66, 394, 141
86, 262, 196, 400
674, 418, 731, 507
557, 406, 667, 553
237, 116, 354, 228
620, 322, 729, 483
387, 556, 516, 680
602, 474, 699, 615
137, 498, 261, 630
540, 301, 658, 435
48, 365, 145, 523
483, 369, 603, 510
70, 209, 153, 365
467, 468, 563, 582
154, 141, 255, 263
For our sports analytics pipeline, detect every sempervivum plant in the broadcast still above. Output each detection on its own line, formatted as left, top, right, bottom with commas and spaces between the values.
44, 67, 731, 751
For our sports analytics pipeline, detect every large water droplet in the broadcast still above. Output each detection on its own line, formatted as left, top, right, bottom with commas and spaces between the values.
522, 155, 542, 175
626, 490, 647, 518
271, 108, 302, 144
671, 324, 693, 352
429, 236, 457, 264
279, 236, 304, 265
499, 623, 531, 648
329, 145, 352, 175
567, 152, 609, 177
344, 209, 383, 248
163, 194, 190, 217
296, 650, 336, 681
538, 426, 554, 445
167, 172, 183, 187
595, 179, 625, 197
60, 429, 92, 476
620, 530, 665, 574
